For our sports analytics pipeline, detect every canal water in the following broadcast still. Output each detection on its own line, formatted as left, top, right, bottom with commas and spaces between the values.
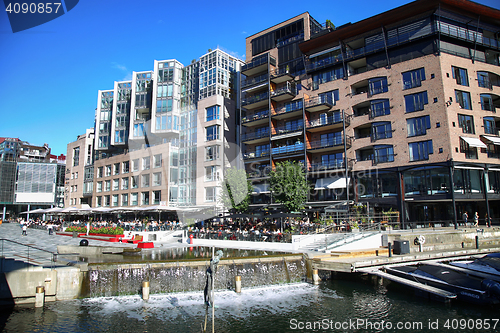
2, 276, 498, 332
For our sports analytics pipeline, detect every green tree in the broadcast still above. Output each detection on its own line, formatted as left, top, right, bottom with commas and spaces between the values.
270, 160, 309, 212
219, 167, 253, 213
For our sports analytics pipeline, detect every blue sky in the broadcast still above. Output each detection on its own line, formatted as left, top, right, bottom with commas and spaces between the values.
1, 0, 499, 156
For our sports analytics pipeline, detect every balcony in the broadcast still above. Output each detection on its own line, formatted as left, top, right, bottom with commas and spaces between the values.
243, 150, 270, 161
241, 54, 276, 76
241, 130, 270, 145
242, 91, 269, 110
241, 73, 269, 93
242, 110, 269, 127
272, 100, 303, 120
304, 53, 343, 73
308, 136, 352, 153
270, 67, 294, 84
305, 95, 334, 112
271, 82, 296, 102
306, 113, 348, 132
272, 142, 305, 157
271, 122, 304, 139
308, 161, 345, 172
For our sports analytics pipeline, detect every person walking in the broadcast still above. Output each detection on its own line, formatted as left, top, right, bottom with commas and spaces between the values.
22, 223, 27, 236
474, 212, 479, 227
463, 211, 468, 225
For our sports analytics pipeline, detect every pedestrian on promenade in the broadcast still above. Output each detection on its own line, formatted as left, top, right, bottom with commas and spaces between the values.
474, 212, 479, 227
486, 213, 492, 228
463, 211, 468, 225
22, 223, 27, 236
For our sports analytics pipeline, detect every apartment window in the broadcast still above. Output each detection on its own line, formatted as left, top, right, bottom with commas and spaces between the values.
206, 105, 220, 122
206, 145, 219, 161
452, 66, 469, 86
71, 173, 74, 180
168, 186, 177, 203
455, 90, 472, 110
105, 165, 111, 177
104, 195, 110, 207
97, 166, 103, 178
407, 115, 431, 137
113, 179, 119, 191
150, 190, 160, 205
142, 157, 150, 170
374, 145, 394, 164
321, 153, 343, 169
131, 192, 138, 206
368, 77, 388, 96
154, 154, 162, 168
405, 91, 428, 112
115, 130, 125, 143
113, 163, 120, 175
131, 176, 139, 189
142, 174, 150, 187
121, 193, 129, 206
112, 194, 119, 207
205, 187, 216, 202
409, 140, 433, 161
370, 99, 390, 118
458, 114, 474, 134
122, 177, 129, 190
477, 71, 492, 89
402, 68, 425, 90
206, 125, 220, 141
96, 181, 102, 193
372, 122, 392, 141
122, 161, 129, 173
480, 94, 494, 111
318, 89, 339, 105
73, 147, 80, 167
205, 166, 218, 181
133, 123, 145, 137
170, 151, 178, 166
96, 196, 102, 207
142, 192, 150, 205
75, 172, 78, 179
104, 180, 111, 192
460, 140, 478, 159
132, 159, 139, 172
153, 172, 162, 186
484, 117, 497, 135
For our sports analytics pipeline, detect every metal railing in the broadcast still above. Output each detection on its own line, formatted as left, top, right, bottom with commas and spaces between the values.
1, 238, 57, 270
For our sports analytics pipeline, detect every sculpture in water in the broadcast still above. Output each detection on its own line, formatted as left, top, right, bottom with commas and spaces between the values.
204, 250, 223, 307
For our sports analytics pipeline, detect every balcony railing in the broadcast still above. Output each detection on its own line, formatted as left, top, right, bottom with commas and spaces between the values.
307, 114, 346, 128
305, 53, 343, 73
243, 150, 270, 160
309, 136, 352, 150
242, 74, 268, 89
242, 92, 269, 107
271, 82, 297, 99
242, 54, 276, 73
241, 130, 270, 141
478, 79, 493, 89
272, 122, 304, 136
308, 161, 345, 172
272, 143, 305, 156
304, 95, 334, 111
373, 154, 395, 165
274, 101, 303, 116
242, 110, 269, 123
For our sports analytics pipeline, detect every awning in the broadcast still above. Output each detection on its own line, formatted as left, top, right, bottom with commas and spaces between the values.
460, 136, 487, 148
315, 176, 350, 190
481, 135, 500, 146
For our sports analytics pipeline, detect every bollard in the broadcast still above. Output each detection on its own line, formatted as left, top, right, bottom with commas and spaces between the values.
235, 275, 242, 293
35, 286, 44, 308
312, 269, 320, 285
388, 242, 392, 258
142, 281, 150, 300
475, 235, 479, 249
